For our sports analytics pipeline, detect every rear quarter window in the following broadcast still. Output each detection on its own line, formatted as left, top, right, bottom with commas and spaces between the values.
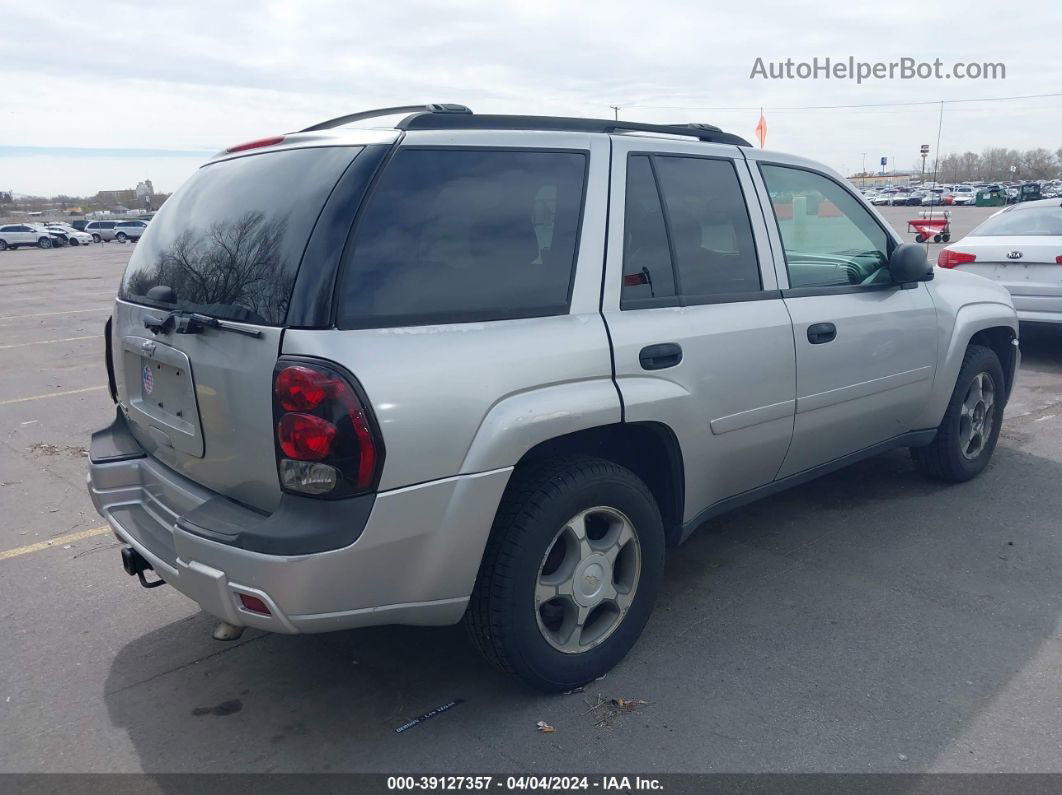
119, 146, 362, 325
335, 148, 588, 328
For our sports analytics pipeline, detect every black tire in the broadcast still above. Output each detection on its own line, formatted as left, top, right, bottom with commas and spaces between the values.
0, 239, 7, 251
116, 232, 128, 242
69, 238, 79, 246
915, 233, 926, 243
933, 234, 942, 243
942, 234, 951, 242
92, 234, 101, 243
38, 237, 52, 249
465, 455, 665, 692
911, 344, 1005, 482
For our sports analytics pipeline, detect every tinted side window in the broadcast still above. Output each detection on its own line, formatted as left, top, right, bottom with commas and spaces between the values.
621, 156, 676, 303
337, 149, 587, 328
760, 165, 890, 289
653, 156, 761, 297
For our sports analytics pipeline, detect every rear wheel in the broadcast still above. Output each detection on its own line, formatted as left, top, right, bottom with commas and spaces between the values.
942, 234, 951, 242
915, 233, 926, 243
38, 237, 52, 249
911, 344, 1004, 482
933, 234, 942, 243
116, 232, 128, 242
465, 456, 665, 692
92, 233, 101, 243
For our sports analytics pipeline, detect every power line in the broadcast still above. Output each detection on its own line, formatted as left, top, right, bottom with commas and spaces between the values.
622, 91, 1062, 112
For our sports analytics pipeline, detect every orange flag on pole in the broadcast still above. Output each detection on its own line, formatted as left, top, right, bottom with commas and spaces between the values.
754, 108, 767, 149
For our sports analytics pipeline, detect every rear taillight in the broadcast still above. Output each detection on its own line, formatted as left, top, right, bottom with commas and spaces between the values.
1056, 255, 1062, 264
104, 317, 117, 403
938, 249, 977, 269
225, 135, 285, 153
272, 360, 382, 498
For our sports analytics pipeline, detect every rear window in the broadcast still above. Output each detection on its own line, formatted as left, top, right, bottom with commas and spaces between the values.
971, 205, 1062, 236
336, 148, 587, 328
119, 146, 361, 325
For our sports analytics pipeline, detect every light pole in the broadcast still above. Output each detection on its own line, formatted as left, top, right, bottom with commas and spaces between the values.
610, 105, 620, 121
862, 153, 867, 188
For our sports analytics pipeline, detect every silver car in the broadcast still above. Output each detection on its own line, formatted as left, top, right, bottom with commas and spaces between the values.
84, 220, 118, 242
88, 104, 1019, 690
939, 198, 1062, 324
114, 219, 147, 242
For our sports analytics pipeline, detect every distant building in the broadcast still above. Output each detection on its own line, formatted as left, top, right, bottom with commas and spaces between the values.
96, 189, 137, 207
135, 180, 155, 200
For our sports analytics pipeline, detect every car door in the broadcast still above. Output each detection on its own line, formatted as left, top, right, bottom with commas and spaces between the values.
748, 155, 938, 477
16, 225, 34, 245
602, 136, 797, 527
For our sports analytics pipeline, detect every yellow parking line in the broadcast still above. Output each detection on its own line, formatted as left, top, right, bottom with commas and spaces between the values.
0, 525, 112, 562
0, 308, 110, 321
0, 385, 105, 405
0, 335, 95, 350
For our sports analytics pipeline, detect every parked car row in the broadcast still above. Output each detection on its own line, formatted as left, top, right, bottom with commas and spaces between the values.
861, 180, 1062, 208
0, 219, 148, 250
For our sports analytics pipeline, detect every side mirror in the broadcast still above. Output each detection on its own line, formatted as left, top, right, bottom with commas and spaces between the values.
888, 243, 933, 284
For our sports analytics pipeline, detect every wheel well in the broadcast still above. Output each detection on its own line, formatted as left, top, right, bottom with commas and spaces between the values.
970, 326, 1017, 401
513, 422, 684, 544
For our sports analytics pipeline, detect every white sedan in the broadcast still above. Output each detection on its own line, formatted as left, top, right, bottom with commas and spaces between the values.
937, 198, 1062, 324
45, 224, 94, 246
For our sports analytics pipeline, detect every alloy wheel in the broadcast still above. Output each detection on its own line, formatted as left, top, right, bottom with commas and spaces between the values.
959, 371, 996, 460
535, 506, 641, 654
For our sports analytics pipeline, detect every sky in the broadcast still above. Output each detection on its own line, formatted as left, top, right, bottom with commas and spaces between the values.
3, 0, 1060, 197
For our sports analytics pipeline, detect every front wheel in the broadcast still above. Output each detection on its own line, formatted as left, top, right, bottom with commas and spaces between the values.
911, 344, 1005, 482
915, 233, 926, 243
0, 239, 7, 251
465, 456, 665, 692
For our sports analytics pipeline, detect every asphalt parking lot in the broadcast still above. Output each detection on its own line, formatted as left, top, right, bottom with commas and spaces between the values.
1, 209, 1060, 774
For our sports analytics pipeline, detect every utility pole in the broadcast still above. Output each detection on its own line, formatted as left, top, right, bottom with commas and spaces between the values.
862, 153, 867, 189
610, 105, 620, 121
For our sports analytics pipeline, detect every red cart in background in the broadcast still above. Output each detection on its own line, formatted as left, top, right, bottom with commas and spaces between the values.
907, 211, 952, 243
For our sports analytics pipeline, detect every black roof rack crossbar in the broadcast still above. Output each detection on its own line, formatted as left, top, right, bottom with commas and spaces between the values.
395, 113, 750, 146
300, 103, 472, 133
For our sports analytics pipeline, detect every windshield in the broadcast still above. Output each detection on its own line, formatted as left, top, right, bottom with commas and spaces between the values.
119, 146, 362, 325
971, 205, 1062, 236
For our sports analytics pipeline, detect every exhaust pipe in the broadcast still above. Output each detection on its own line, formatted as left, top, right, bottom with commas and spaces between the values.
120, 546, 166, 589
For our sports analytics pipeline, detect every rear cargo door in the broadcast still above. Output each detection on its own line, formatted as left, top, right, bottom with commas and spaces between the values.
111, 144, 368, 512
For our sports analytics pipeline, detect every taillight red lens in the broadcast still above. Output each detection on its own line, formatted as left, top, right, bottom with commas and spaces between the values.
278, 413, 337, 460
938, 249, 977, 269
1056, 255, 1062, 264
225, 135, 285, 153
275, 365, 333, 411
272, 360, 382, 498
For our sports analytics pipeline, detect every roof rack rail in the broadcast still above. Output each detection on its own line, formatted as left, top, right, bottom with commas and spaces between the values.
395, 112, 750, 146
300, 103, 471, 133
683, 122, 723, 133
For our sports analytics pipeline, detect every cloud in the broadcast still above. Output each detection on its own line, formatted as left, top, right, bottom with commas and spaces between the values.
4, 0, 1061, 194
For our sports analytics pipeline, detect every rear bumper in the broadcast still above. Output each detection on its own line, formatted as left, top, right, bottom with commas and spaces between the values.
1010, 293, 1062, 325
87, 414, 512, 634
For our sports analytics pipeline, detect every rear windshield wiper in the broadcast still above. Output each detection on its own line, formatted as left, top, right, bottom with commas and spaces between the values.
143, 310, 262, 338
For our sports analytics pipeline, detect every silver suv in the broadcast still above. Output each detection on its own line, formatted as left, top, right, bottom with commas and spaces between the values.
88, 104, 1019, 691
